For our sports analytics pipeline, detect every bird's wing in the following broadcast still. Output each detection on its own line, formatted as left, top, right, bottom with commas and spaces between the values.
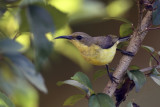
93, 36, 115, 49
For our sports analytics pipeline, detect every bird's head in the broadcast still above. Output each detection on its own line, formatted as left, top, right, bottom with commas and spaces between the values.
55, 32, 91, 40
55, 32, 92, 44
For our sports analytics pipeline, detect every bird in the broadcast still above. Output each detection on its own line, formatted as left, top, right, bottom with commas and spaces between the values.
55, 32, 134, 83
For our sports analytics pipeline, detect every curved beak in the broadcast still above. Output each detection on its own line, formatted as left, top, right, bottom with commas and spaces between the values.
118, 36, 131, 42
55, 36, 73, 40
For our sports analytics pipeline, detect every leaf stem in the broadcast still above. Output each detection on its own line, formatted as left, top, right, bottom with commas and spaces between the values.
150, 53, 160, 65
13, 32, 21, 40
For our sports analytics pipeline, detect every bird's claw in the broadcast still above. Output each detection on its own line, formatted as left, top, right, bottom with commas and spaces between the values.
109, 74, 119, 84
123, 51, 134, 57
117, 49, 134, 57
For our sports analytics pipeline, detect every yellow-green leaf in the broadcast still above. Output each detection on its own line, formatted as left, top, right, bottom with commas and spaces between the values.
119, 23, 133, 37
63, 94, 85, 106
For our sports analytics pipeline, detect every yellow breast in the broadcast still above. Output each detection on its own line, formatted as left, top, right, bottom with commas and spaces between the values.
71, 40, 118, 66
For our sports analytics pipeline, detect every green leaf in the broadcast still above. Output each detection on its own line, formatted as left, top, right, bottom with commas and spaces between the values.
57, 72, 94, 95
57, 80, 91, 95
71, 72, 93, 90
5, 54, 47, 93
127, 102, 134, 107
149, 55, 154, 67
142, 45, 156, 66
19, 8, 30, 32
127, 70, 146, 91
0, 39, 22, 53
41, 4, 68, 30
150, 68, 160, 86
69, 0, 106, 24
119, 23, 133, 37
117, 41, 128, 49
20, 0, 44, 6
142, 45, 155, 53
104, 17, 132, 24
89, 93, 115, 107
152, 0, 160, 25
27, 5, 55, 34
93, 70, 107, 81
10, 78, 38, 107
127, 102, 139, 107
0, 70, 14, 95
27, 5, 54, 69
129, 65, 140, 70
63, 94, 85, 106
0, 91, 15, 107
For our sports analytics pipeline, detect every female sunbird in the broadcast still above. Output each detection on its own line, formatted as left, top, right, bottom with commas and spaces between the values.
55, 32, 133, 82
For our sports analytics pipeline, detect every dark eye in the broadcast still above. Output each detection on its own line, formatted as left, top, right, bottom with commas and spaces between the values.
76, 35, 82, 40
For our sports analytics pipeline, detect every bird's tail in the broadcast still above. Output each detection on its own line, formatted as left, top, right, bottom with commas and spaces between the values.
118, 36, 131, 42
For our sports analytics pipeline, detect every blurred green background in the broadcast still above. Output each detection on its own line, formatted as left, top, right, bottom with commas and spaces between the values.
0, 0, 160, 107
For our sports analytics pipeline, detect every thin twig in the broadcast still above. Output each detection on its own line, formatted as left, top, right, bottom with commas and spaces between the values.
150, 53, 160, 65
140, 64, 160, 72
13, 32, 21, 40
147, 26, 160, 30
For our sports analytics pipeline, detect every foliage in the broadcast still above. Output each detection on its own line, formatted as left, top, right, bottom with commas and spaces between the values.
89, 93, 115, 107
0, 0, 160, 107
93, 70, 107, 81
127, 70, 146, 91
150, 68, 160, 86
57, 72, 94, 96
58, 72, 115, 106
63, 94, 85, 106
0, 91, 15, 107
119, 23, 133, 37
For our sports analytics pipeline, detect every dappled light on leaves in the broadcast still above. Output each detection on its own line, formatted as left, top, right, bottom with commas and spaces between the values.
15, 33, 30, 52
0, 91, 15, 107
0, 11, 18, 36
49, 0, 81, 14
106, 0, 133, 17
69, 0, 106, 24
11, 79, 38, 107
0, 63, 38, 107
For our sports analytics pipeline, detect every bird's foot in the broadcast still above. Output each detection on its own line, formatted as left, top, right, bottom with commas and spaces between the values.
108, 73, 118, 84
122, 51, 134, 56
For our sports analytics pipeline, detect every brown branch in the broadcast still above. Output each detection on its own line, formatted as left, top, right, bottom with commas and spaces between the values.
147, 26, 160, 30
137, 0, 143, 25
103, 11, 152, 96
